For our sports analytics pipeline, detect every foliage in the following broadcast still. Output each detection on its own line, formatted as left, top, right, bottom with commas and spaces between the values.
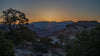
64, 39, 75, 51
40, 37, 53, 47
0, 31, 15, 56
1, 8, 28, 31
5, 26, 38, 44
0, 8, 38, 44
33, 43, 48, 53
57, 32, 66, 45
52, 42, 62, 48
66, 25, 100, 56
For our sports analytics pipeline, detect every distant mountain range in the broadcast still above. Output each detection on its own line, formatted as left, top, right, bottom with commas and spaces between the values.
0, 21, 99, 37
33, 21, 74, 23
29, 21, 73, 37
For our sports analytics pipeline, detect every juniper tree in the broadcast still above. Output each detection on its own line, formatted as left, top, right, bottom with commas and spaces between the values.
1, 8, 28, 31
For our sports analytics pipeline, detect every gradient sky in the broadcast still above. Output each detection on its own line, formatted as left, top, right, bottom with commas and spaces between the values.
0, 0, 100, 23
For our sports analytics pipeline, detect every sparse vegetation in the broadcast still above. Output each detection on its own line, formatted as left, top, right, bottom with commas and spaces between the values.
0, 31, 15, 56
5, 26, 37, 44
66, 25, 100, 56
0, 8, 100, 56
40, 37, 53, 47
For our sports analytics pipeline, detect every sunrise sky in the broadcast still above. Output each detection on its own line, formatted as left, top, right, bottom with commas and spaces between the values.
0, 0, 100, 23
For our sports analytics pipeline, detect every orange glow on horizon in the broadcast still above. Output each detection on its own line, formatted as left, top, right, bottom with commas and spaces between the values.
28, 18, 100, 23
27, 14, 100, 23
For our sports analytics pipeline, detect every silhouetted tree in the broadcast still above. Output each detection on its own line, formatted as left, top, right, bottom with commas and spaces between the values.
0, 8, 38, 44
1, 8, 28, 31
